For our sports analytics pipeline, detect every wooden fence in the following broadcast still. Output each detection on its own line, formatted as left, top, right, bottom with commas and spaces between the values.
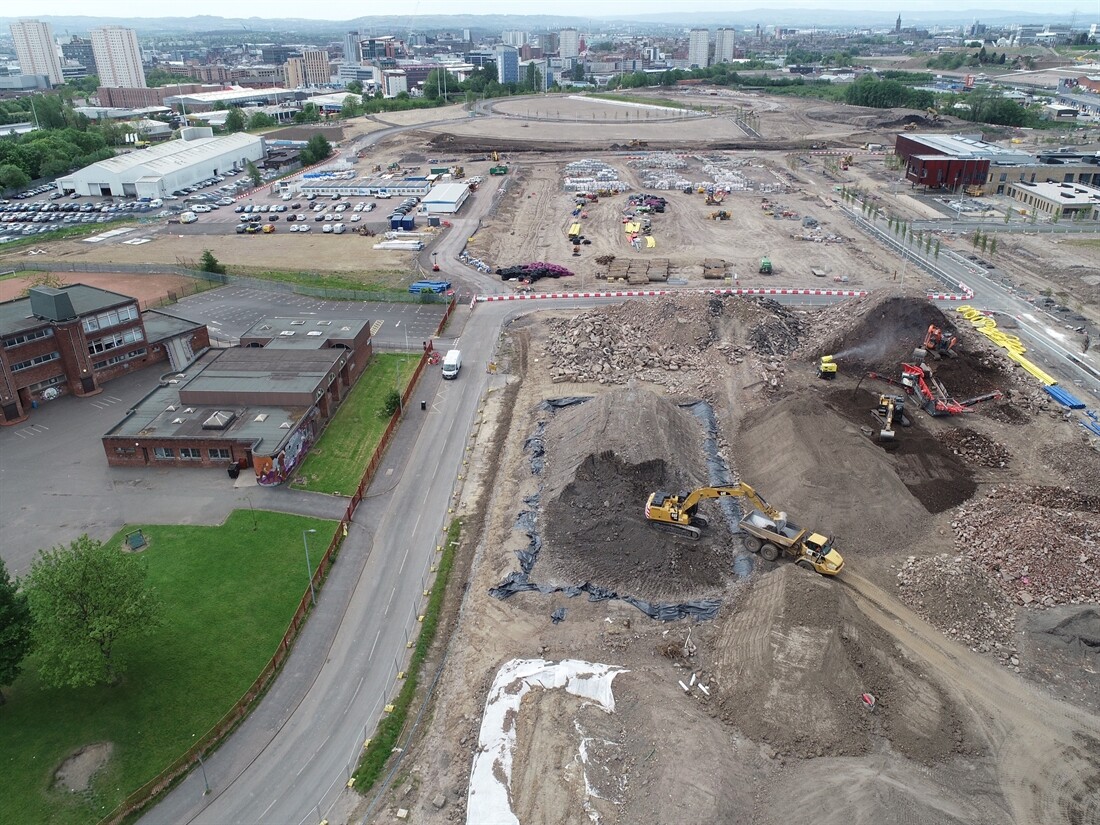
98, 294, 457, 824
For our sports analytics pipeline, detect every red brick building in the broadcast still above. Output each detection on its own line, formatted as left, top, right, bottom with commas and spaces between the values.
96, 83, 206, 108
0, 285, 208, 426
103, 317, 372, 484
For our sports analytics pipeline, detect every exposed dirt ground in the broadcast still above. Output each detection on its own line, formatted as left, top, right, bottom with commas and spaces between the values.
365, 289, 1100, 825
0, 271, 197, 306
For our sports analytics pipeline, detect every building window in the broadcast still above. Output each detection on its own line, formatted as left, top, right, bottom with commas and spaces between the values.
10, 351, 60, 372
153, 447, 174, 459
88, 327, 144, 355
209, 448, 231, 461
179, 447, 201, 460
3, 327, 53, 348
82, 304, 139, 334
27, 374, 65, 392
93, 347, 147, 370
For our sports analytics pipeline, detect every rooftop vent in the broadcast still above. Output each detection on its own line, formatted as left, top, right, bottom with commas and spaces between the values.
254, 413, 268, 422
290, 320, 306, 326
279, 421, 291, 429
279, 330, 296, 337
28, 287, 76, 322
307, 330, 323, 336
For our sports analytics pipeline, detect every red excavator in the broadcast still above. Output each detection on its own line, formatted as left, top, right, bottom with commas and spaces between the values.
922, 324, 958, 359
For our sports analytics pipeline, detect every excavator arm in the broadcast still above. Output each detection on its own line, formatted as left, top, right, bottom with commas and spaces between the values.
645, 483, 781, 539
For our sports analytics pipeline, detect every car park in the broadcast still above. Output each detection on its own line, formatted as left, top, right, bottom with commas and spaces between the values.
322, 224, 333, 233
300, 223, 311, 232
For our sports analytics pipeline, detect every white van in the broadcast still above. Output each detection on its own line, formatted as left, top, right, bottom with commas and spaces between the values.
180, 211, 197, 223
441, 349, 461, 380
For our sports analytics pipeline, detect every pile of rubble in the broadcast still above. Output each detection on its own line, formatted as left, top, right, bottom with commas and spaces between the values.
952, 486, 1100, 608
936, 428, 1011, 468
896, 554, 1018, 663
542, 294, 802, 399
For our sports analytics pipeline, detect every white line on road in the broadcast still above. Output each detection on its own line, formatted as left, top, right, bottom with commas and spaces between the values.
368, 628, 382, 661
260, 798, 279, 819
399, 545, 409, 575
385, 585, 396, 615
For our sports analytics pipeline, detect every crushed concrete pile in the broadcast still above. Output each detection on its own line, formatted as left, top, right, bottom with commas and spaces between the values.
542, 293, 804, 399
540, 387, 738, 600
713, 566, 977, 762
936, 428, 1011, 468
896, 554, 1017, 661
953, 486, 1100, 608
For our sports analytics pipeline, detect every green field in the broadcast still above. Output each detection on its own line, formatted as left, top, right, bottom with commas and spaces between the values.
293, 353, 422, 495
0, 511, 335, 825
230, 266, 419, 297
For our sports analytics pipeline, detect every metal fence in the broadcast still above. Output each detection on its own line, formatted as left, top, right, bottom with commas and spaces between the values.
12, 260, 450, 304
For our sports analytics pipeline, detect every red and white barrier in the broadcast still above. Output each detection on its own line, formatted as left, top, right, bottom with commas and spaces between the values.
476, 287, 868, 302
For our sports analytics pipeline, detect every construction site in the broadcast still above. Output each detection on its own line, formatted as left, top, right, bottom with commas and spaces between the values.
348, 93, 1100, 825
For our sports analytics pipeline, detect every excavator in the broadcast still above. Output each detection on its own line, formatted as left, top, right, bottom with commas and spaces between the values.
644, 483, 844, 576
921, 324, 958, 359
872, 393, 907, 441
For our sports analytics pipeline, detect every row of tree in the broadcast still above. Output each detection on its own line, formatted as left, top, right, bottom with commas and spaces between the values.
1, 537, 161, 701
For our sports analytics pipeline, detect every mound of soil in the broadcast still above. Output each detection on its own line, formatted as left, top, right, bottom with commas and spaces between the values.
713, 566, 977, 762
540, 388, 736, 600
54, 742, 113, 793
822, 388, 977, 514
732, 395, 931, 555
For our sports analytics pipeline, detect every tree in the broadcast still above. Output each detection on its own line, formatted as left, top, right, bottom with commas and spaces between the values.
573, 62, 586, 81
246, 159, 261, 187
0, 164, 31, 192
341, 95, 361, 118
200, 250, 226, 274
299, 133, 332, 166
346, 80, 364, 94
293, 103, 321, 124
25, 535, 161, 688
224, 107, 245, 133
247, 111, 277, 129
0, 558, 32, 705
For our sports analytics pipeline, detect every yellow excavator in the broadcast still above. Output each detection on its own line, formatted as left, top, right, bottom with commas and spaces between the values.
644, 483, 844, 575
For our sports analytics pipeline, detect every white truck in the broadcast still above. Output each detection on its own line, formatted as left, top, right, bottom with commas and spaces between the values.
179, 211, 197, 224
441, 349, 461, 380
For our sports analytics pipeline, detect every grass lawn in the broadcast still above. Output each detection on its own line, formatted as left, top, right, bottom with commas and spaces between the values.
293, 353, 421, 495
230, 266, 421, 298
0, 510, 335, 825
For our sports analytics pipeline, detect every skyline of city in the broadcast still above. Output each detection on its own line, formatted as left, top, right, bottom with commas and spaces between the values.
3, 0, 1091, 23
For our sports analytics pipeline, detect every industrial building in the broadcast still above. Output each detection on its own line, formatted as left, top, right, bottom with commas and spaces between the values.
0, 284, 209, 426
102, 317, 373, 483
163, 85, 300, 113
56, 127, 265, 198
288, 176, 432, 198
895, 133, 1100, 194
1004, 180, 1100, 220
421, 182, 471, 214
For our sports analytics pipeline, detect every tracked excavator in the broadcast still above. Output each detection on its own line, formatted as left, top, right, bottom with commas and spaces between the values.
644, 483, 844, 575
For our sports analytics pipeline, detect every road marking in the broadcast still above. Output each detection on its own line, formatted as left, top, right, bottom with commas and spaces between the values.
261, 798, 280, 818
399, 546, 409, 575
368, 628, 382, 660
1045, 327, 1067, 342
370, 320, 384, 336
385, 585, 396, 615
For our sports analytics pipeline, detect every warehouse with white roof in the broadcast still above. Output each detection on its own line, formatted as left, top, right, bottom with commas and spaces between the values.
56, 127, 265, 198
420, 181, 472, 214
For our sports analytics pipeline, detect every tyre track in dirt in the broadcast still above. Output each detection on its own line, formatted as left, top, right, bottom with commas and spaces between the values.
840, 572, 1100, 825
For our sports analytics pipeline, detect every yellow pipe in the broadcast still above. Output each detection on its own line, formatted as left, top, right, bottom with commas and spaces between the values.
955, 306, 1056, 386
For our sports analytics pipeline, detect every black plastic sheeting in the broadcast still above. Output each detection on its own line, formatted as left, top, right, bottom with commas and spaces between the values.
489, 572, 722, 622
682, 401, 755, 579
551, 608, 567, 624
493, 396, 730, 622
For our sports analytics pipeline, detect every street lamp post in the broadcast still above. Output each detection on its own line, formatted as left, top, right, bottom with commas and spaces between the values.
302, 528, 317, 605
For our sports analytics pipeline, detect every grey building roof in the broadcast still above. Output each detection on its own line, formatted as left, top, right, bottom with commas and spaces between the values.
904, 133, 1034, 165
104, 349, 305, 455
0, 283, 135, 336
76, 132, 262, 178
184, 348, 344, 396
141, 309, 206, 344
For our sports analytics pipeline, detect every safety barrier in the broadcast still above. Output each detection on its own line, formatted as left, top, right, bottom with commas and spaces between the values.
955, 305, 1057, 386
477, 286, 868, 302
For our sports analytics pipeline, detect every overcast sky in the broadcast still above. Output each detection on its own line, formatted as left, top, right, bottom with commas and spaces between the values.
17, 0, 1090, 20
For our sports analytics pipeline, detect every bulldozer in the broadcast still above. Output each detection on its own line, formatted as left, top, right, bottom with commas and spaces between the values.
356, 225, 375, 237
759, 256, 773, 275
627, 139, 649, 148
840, 155, 853, 170
710, 210, 730, 221
644, 482, 844, 575
818, 354, 837, 380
